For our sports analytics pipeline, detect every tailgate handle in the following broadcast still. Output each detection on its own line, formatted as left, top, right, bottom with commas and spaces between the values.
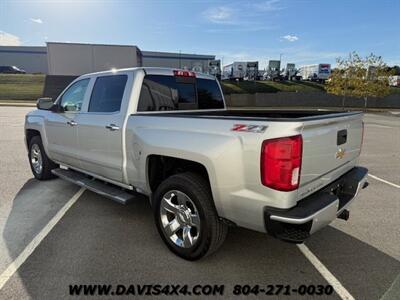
337, 129, 347, 145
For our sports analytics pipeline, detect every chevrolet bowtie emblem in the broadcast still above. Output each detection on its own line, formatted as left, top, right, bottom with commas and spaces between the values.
336, 148, 346, 159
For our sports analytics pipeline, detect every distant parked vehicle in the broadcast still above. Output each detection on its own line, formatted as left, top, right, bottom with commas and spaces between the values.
246, 61, 259, 80
297, 64, 331, 82
0, 66, 26, 74
223, 62, 247, 81
389, 75, 400, 87
264, 60, 282, 81
281, 63, 297, 80
258, 70, 266, 79
208, 60, 221, 80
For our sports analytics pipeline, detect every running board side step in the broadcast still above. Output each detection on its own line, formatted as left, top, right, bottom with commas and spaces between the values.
51, 168, 137, 205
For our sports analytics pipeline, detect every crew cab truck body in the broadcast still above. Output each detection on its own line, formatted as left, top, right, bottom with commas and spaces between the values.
25, 67, 368, 260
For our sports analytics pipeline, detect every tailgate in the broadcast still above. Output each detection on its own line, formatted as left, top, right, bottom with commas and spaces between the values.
298, 113, 363, 199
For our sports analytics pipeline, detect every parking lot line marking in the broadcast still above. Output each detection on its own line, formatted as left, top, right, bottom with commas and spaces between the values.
380, 273, 400, 300
297, 244, 355, 300
368, 174, 400, 189
0, 187, 86, 290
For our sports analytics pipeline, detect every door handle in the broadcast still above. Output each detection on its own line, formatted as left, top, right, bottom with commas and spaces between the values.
105, 124, 120, 131
67, 120, 77, 126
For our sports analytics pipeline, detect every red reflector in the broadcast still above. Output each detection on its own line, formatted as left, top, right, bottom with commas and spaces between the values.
261, 135, 302, 191
173, 70, 196, 77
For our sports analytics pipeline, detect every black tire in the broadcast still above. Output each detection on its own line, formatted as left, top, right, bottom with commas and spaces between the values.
153, 172, 228, 260
28, 135, 58, 180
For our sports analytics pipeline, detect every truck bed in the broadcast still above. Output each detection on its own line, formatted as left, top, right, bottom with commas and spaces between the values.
131, 108, 364, 206
136, 110, 361, 121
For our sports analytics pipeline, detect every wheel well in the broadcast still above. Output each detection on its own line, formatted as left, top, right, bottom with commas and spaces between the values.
147, 155, 211, 193
26, 129, 41, 146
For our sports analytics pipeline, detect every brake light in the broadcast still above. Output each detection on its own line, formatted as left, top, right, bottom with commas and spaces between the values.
173, 70, 196, 77
261, 135, 303, 191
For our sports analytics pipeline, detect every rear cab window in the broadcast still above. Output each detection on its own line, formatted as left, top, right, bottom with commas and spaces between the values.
137, 74, 224, 111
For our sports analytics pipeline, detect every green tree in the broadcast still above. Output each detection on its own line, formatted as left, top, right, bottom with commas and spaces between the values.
326, 52, 393, 107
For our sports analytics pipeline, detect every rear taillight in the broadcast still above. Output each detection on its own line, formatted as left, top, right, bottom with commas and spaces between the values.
173, 70, 196, 77
261, 135, 303, 191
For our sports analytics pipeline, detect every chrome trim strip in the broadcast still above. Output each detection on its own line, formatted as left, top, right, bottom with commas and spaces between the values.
270, 171, 368, 225
270, 200, 339, 224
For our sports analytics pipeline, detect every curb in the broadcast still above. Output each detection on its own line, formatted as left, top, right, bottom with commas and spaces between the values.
0, 102, 36, 107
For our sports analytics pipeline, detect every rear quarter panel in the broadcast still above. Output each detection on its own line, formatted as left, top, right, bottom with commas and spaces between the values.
125, 115, 304, 232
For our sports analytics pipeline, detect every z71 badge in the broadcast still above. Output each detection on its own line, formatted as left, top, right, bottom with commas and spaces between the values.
231, 124, 268, 133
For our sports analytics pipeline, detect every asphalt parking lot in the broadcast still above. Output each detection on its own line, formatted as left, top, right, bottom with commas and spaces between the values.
0, 107, 399, 299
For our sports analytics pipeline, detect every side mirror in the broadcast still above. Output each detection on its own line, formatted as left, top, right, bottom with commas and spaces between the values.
50, 103, 64, 113
36, 98, 54, 110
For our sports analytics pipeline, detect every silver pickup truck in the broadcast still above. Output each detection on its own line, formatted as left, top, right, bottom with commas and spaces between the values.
25, 67, 368, 260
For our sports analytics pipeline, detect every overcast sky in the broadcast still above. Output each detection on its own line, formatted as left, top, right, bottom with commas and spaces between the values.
0, 0, 399, 69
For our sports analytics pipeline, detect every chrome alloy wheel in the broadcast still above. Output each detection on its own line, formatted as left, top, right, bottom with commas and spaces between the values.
160, 190, 201, 248
30, 144, 43, 174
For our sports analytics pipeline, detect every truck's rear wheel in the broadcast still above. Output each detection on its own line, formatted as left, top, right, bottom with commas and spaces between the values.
28, 136, 58, 180
153, 172, 227, 260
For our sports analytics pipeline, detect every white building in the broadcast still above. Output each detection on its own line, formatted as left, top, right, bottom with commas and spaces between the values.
47, 42, 142, 75
0, 42, 216, 75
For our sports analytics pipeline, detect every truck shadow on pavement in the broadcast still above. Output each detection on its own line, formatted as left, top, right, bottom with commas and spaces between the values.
1, 178, 80, 268
1, 180, 399, 299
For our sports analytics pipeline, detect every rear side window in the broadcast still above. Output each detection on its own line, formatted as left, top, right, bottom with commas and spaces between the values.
197, 78, 224, 109
137, 75, 223, 111
89, 75, 128, 113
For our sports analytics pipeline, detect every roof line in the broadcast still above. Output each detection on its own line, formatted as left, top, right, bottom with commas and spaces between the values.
46, 42, 139, 48
143, 55, 215, 60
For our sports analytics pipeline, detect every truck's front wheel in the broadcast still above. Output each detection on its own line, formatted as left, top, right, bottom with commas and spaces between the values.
28, 136, 58, 180
153, 172, 227, 260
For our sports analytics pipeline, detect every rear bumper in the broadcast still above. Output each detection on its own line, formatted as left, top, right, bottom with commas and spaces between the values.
264, 166, 368, 243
